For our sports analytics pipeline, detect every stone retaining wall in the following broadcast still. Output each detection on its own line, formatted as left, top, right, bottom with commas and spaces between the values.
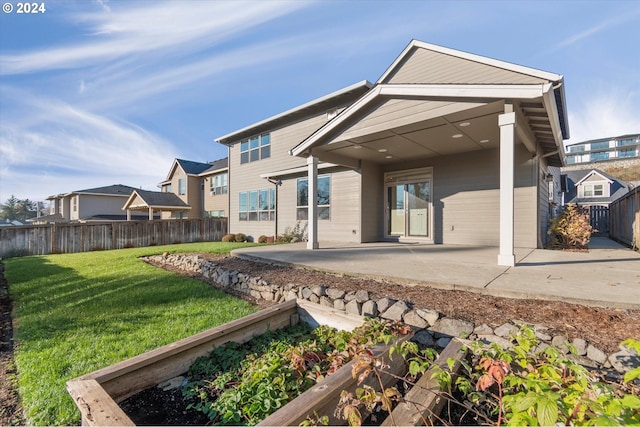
145, 253, 639, 377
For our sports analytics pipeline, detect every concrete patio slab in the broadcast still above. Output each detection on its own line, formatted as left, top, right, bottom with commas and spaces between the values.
232, 237, 640, 309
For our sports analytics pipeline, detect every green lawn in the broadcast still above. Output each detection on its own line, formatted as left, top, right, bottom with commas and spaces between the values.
5, 242, 259, 426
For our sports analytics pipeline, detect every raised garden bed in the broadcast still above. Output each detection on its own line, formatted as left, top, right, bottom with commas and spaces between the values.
67, 299, 469, 426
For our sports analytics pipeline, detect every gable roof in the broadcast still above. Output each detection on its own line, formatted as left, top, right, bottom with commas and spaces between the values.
290, 40, 569, 160
176, 159, 215, 175
574, 170, 614, 186
562, 169, 629, 205
47, 184, 137, 199
163, 158, 228, 183
199, 157, 228, 176
215, 80, 373, 145
123, 189, 191, 211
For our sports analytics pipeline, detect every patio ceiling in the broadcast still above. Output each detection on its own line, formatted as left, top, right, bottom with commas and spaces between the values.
309, 97, 563, 167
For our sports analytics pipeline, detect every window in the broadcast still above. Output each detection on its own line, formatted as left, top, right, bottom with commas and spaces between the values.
565, 155, 576, 164
618, 138, 637, 147
73, 197, 77, 212
163, 184, 171, 193
238, 188, 275, 221
209, 173, 228, 195
178, 178, 186, 195
297, 175, 330, 220
619, 148, 637, 158
582, 183, 605, 198
240, 133, 270, 164
590, 141, 610, 150
590, 152, 609, 161
207, 210, 225, 217
569, 145, 584, 153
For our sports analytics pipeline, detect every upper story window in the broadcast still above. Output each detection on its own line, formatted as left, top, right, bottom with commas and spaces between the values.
297, 175, 330, 220
568, 145, 584, 153
581, 183, 608, 198
565, 155, 576, 164
617, 138, 637, 147
209, 173, 228, 195
240, 133, 270, 164
590, 141, 610, 150
178, 178, 186, 195
163, 184, 171, 193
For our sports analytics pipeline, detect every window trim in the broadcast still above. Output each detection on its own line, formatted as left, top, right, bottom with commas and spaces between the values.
238, 187, 275, 221
296, 174, 331, 220
580, 182, 609, 198
240, 133, 271, 164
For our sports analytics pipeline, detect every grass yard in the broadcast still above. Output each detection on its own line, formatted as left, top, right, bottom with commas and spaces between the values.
5, 242, 259, 426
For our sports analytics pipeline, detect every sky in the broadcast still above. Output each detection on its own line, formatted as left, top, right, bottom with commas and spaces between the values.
1, 0, 639, 203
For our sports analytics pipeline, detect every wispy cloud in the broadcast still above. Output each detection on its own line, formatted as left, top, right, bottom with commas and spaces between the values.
544, 7, 640, 55
0, 1, 309, 75
0, 89, 176, 200
566, 87, 640, 144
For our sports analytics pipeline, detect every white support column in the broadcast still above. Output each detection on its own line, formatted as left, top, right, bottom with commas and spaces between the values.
307, 155, 319, 249
148, 208, 154, 220
498, 110, 516, 267
126, 210, 131, 221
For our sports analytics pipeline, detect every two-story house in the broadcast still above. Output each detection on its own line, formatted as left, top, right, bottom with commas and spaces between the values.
158, 158, 228, 219
216, 39, 569, 267
45, 184, 149, 222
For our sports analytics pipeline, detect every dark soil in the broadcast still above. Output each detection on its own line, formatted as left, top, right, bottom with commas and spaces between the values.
2, 253, 639, 426
119, 386, 209, 426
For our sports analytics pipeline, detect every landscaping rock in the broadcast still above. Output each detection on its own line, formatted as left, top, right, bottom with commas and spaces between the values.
355, 290, 369, 303
300, 287, 314, 300
345, 300, 362, 316
416, 308, 440, 326
552, 335, 570, 353
474, 324, 494, 336
403, 310, 429, 329
285, 290, 298, 301
608, 349, 640, 374
381, 300, 410, 321
436, 337, 451, 348
477, 334, 512, 349
334, 299, 346, 311
586, 344, 608, 365
572, 338, 588, 356
361, 300, 378, 318
319, 296, 333, 308
412, 330, 435, 347
431, 318, 474, 338
326, 288, 345, 299
311, 285, 326, 297
494, 323, 518, 339
376, 297, 396, 313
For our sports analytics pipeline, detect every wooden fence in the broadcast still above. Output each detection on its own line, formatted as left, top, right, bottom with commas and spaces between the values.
0, 217, 228, 257
609, 186, 639, 249
588, 205, 609, 235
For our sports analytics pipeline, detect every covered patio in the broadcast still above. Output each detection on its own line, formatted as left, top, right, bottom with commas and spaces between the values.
232, 238, 640, 309
289, 40, 569, 267
122, 189, 191, 220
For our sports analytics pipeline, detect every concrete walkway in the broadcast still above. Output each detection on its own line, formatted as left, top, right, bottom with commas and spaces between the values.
232, 237, 640, 309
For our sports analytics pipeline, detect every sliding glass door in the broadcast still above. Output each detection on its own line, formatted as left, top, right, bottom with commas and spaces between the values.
386, 180, 431, 238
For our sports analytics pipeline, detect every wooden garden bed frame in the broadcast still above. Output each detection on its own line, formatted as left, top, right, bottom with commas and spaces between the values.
67, 299, 467, 426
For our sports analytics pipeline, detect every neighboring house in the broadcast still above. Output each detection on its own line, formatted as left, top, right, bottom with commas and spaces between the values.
0, 219, 27, 227
158, 158, 228, 219
45, 184, 151, 222
561, 169, 630, 208
122, 189, 191, 220
216, 39, 570, 267
565, 134, 639, 165
560, 169, 630, 235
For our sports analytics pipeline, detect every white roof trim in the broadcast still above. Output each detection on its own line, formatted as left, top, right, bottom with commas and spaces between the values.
377, 39, 563, 84
290, 83, 551, 157
575, 171, 614, 186
216, 80, 372, 144
541, 87, 566, 154
259, 162, 339, 179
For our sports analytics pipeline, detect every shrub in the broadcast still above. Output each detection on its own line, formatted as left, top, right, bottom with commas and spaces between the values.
547, 204, 593, 249
258, 235, 268, 244
277, 222, 307, 243
234, 233, 247, 243
221, 234, 235, 242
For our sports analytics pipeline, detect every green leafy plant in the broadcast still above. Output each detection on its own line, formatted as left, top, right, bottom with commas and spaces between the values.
547, 204, 594, 249
464, 327, 640, 426
182, 318, 409, 426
